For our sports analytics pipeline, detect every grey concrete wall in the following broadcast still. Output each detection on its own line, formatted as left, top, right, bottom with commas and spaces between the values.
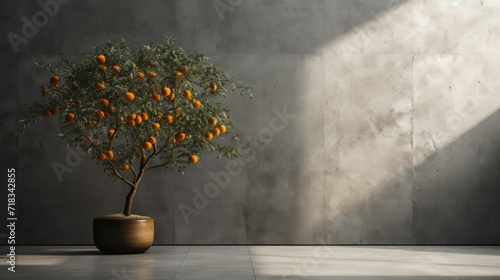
1, 0, 499, 245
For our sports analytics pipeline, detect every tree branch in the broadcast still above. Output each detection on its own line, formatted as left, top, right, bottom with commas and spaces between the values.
129, 163, 138, 182
147, 159, 171, 171
114, 148, 138, 183
106, 118, 120, 151
109, 161, 136, 189
155, 141, 169, 155
144, 143, 156, 167
148, 145, 174, 171
140, 149, 146, 166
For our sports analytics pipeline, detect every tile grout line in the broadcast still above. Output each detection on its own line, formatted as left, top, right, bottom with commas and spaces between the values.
247, 246, 257, 280
411, 54, 415, 243
172, 246, 191, 280
321, 51, 328, 243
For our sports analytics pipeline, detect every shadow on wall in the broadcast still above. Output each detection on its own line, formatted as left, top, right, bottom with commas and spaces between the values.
171, 0, 415, 244
149, 0, 500, 244
324, 109, 500, 244
412, 109, 500, 244
244, 0, 500, 245
236, 0, 413, 244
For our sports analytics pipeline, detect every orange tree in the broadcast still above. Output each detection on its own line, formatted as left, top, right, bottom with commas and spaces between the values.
18, 37, 251, 216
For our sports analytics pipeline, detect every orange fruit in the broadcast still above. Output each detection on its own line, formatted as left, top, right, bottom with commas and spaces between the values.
107, 129, 115, 138
99, 65, 107, 72
66, 113, 75, 124
97, 153, 106, 160
50, 106, 59, 115
209, 118, 217, 126
128, 113, 137, 121
183, 90, 192, 99
142, 141, 153, 150
85, 134, 92, 142
135, 115, 143, 125
165, 115, 174, 124
42, 109, 51, 117
85, 120, 94, 128
169, 93, 175, 101
175, 110, 182, 118
148, 71, 157, 78
105, 106, 115, 114
112, 65, 120, 72
96, 111, 105, 119
50, 75, 60, 85
157, 112, 163, 119
152, 93, 161, 101
124, 92, 135, 101
170, 138, 177, 144
96, 54, 106, 65
205, 132, 213, 141
41, 88, 49, 96
96, 83, 106, 90
174, 132, 186, 142
141, 112, 148, 121
219, 124, 227, 133
188, 155, 198, 164
175, 71, 182, 79
99, 98, 109, 107
212, 128, 221, 136
210, 82, 217, 91
161, 87, 171, 96
121, 163, 129, 171
147, 136, 156, 144
181, 66, 189, 74
106, 150, 114, 159
193, 100, 201, 109
137, 71, 145, 79
152, 123, 160, 131
128, 120, 136, 127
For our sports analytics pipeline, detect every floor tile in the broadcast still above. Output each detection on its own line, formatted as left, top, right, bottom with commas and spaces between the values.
173, 246, 255, 280
3, 246, 499, 280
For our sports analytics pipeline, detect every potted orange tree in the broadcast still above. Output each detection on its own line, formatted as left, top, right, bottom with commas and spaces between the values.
17, 37, 251, 254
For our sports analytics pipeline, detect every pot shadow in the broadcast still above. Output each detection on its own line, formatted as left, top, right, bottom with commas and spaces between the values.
18, 246, 103, 256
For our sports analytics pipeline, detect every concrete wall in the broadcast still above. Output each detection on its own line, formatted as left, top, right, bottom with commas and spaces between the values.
1, 0, 499, 245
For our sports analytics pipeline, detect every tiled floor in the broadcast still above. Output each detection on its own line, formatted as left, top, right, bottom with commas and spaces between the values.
2, 246, 500, 279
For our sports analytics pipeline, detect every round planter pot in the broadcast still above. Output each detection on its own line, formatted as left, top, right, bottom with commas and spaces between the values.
93, 214, 154, 254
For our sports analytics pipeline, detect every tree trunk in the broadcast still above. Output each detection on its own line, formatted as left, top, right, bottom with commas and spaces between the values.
123, 186, 137, 216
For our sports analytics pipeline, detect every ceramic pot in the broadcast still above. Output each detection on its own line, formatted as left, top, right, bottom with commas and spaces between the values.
93, 215, 154, 254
